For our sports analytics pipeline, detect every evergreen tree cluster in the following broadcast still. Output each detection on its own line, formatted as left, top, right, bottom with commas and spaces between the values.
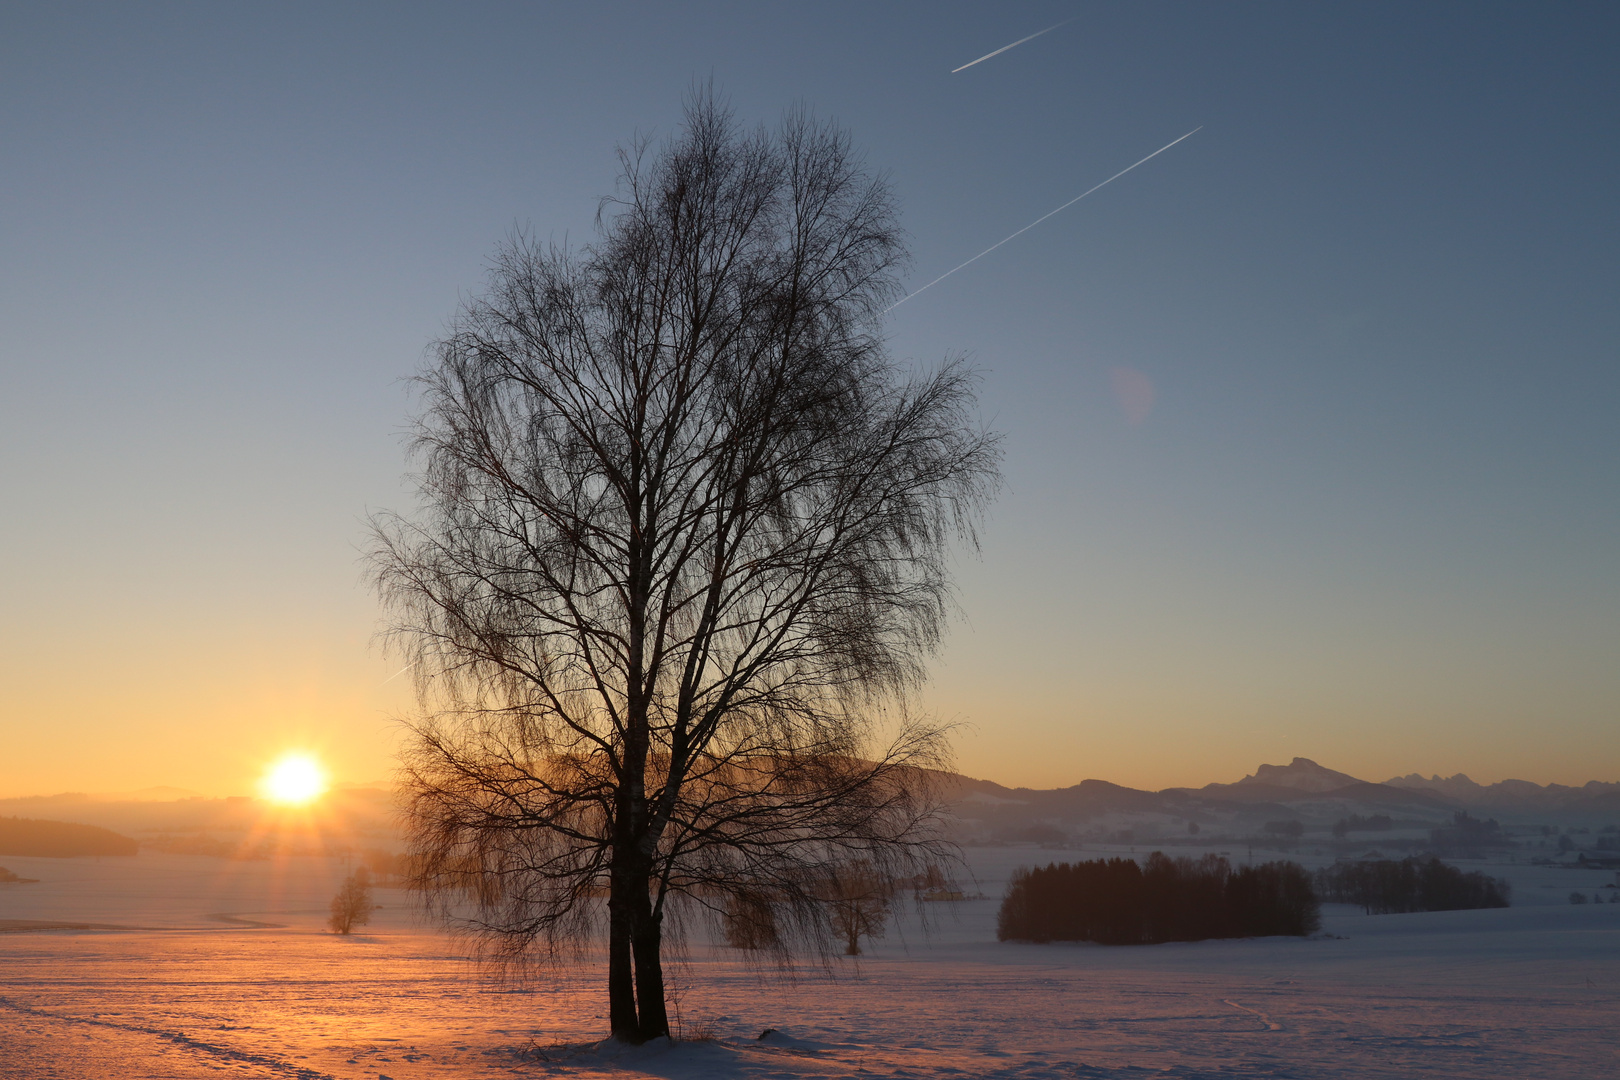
997, 853, 1320, 944
1313, 856, 1510, 914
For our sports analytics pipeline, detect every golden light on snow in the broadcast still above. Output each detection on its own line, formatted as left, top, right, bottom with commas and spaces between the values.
260, 754, 327, 805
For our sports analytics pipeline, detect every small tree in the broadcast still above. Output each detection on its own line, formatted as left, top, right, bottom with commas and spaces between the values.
329, 867, 377, 934
823, 860, 893, 956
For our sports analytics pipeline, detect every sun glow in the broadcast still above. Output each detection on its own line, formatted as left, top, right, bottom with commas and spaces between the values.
261, 754, 327, 805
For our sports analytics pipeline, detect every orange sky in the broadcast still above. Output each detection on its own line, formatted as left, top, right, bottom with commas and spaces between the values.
3, 6, 1617, 802
1, 597, 1611, 798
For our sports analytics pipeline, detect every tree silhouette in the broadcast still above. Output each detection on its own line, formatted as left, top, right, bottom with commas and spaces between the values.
823, 859, 894, 955
372, 91, 999, 1043
328, 867, 377, 935
1314, 857, 1510, 913
998, 853, 1320, 943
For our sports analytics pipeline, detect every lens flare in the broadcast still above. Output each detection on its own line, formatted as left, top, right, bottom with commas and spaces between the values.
1110, 366, 1156, 425
261, 754, 327, 805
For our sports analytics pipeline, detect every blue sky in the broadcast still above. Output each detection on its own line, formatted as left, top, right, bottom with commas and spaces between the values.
1, 2, 1615, 794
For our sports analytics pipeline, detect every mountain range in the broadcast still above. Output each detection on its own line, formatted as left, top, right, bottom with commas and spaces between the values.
4, 758, 1615, 848
941, 757, 1620, 843
1384, 771, 1620, 812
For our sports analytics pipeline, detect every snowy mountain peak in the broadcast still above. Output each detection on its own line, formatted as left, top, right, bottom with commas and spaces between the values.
1235, 757, 1366, 793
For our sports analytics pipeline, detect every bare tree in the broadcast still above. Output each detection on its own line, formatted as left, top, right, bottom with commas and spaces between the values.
371, 91, 1000, 1044
329, 867, 377, 935
823, 859, 893, 956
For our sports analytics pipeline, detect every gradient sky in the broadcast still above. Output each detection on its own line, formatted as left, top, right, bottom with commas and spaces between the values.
2, 2, 1616, 797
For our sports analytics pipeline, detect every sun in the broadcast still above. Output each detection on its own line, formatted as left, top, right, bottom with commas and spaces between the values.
261, 754, 327, 805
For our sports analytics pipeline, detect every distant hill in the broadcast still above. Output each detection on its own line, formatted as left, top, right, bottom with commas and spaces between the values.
1188, 758, 1455, 810
1238, 757, 1366, 793
1386, 772, 1620, 812
1190, 779, 1453, 812
102, 785, 205, 802
0, 816, 138, 857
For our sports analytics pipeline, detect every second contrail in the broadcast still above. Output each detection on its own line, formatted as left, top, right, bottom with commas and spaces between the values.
883, 127, 1203, 314
952, 18, 1077, 73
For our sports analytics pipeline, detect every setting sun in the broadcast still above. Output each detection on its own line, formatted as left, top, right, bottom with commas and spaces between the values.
260, 754, 327, 805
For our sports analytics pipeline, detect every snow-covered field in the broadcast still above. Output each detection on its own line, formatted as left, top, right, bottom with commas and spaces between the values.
2, 846, 1616, 1079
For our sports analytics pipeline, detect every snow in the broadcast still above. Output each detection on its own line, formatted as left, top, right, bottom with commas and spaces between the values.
2, 846, 1616, 1079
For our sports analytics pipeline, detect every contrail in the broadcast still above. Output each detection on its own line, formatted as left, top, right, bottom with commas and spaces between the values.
882, 127, 1202, 314
380, 661, 416, 687
952, 18, 1076, 73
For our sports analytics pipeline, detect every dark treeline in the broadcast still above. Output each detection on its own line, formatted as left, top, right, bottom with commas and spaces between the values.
998, 853, 1320, 944
0, 816, 138, 857
1314, 857, 1510, 914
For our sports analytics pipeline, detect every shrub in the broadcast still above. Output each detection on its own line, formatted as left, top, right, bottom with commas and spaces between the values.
997, 853, 1319, 944
1314, 856, 1509, 914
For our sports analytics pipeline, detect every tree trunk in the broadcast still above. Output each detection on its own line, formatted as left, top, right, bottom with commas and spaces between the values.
610, 840, 669, 1043
607, 874, 640, 1042
631, 901, 669, 1041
